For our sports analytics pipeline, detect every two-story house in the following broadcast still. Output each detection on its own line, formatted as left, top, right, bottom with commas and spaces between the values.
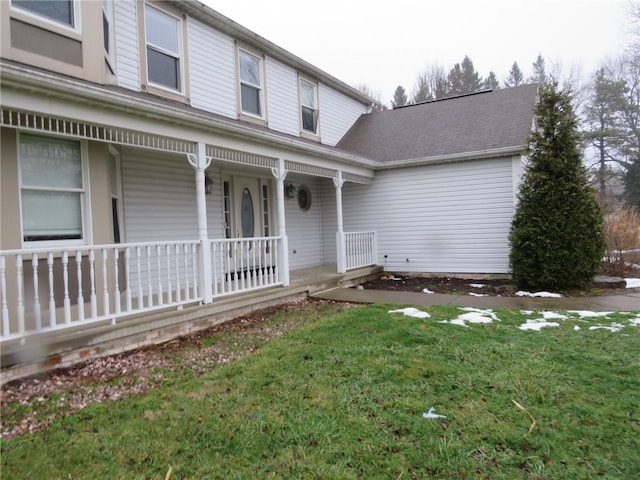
0, 0, 537, 374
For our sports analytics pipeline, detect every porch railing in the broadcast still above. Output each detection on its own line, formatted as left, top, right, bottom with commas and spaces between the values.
0, 241, 201, 343
210, 236, 282, 297
344, 231, 377, 271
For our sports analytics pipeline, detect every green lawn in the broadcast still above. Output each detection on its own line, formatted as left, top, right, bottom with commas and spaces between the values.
2, 304, 639, 479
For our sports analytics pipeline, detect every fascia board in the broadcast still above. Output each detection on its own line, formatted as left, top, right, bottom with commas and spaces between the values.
373, 146, 527, 170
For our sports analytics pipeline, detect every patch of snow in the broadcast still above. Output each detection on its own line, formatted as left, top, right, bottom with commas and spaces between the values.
468, 292, 488, 297
542, 311, 568, 320
469, 283, 486, 288
589, 323, 625, 333
441, 307, 500, 327
567, 310, 614, 318
625, 278, 640, 288
422, 288, 434, 294
423, 407, 446, 419
388, 307, 430, 319
519, 319, 560, 331
520, 310, 534, 316
629, 317, 640, 326
574, 325, 581, 331
516, 291, 563, 298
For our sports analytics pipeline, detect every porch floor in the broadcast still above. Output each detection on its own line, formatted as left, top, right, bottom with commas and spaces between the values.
0, 264, 381, 383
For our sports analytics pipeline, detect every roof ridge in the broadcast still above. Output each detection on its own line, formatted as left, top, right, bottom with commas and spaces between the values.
393, 88, 494, 110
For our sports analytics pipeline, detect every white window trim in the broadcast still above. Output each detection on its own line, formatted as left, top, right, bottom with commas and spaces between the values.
10, 0, 81, 34
17, 132, 92, 249
237, 47, 265, 120
299, 76, 320, 137
143, 2, 184, 94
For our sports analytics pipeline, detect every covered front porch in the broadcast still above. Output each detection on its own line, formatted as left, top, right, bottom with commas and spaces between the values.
0, 106, 378, 356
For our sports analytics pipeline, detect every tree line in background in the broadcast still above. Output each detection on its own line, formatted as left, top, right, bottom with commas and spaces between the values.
357, 4, 640, 213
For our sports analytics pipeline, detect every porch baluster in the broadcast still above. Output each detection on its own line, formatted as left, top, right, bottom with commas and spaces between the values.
32, 253, 41, 331
87, 250, 95, 320
47, 253, 55, 327
76, 250, 84, 322
114, 249, 121, 315
125, 247, 132, 312
183, 244, 190, 301
1, 256, 9, 336
191, 243, 198, 300
16, 254, 25, 338
146, 246, 153, 308
136, 246, 143, 309
102, 248, 110, 316
175, 244, 182, 303
165, 245, 173, 304
62, 252, 71, 323
156, 245, 163, 306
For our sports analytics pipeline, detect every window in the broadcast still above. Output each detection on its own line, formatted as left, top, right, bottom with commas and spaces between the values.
102, 0, 113, 56
145, 4, 181, 91
19, 134, 86, 244
223, 181, 232, 239
109, 150, 122, 243
12, 0, 76, 28
238, 49, 263, 117
300, 78, 319, 134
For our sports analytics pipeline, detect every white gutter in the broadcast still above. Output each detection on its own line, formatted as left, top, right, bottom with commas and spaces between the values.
0, 61, 379, 171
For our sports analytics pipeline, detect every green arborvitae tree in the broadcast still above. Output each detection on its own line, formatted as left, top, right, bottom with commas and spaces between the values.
504, 61, 524, 87
509, 83, 606, 290
391, 85, 408, 108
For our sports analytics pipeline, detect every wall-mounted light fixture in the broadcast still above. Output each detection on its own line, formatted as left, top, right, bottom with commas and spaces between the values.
284, 182, 297, 199
204, 173, 214, 195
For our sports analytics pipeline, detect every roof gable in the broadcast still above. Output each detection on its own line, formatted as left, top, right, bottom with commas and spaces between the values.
336, 84, 538, 163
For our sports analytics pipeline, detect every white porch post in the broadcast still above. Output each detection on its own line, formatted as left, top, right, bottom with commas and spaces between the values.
272, 159, 290, 286
187, 143, 213, 303
334, 171, 346, 274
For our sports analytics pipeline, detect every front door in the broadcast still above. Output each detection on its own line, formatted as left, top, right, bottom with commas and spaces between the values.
232, 176, 262, 239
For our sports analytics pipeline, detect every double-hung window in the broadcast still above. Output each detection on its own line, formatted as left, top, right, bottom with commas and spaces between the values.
300, 78, 319, 135
12, 0, 76, 29
19, 134, 87, 244
102, 0, 113, 57
238, 49, 264, 117
145, 4, 182, 91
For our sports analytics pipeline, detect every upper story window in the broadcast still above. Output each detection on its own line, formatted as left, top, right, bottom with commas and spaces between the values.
19, 134, 88, 245
102, 0, 113, 55
300, 78, 319, 135
238, 49, 264, 118
12, 0, 77, 29
145, 4, 182, 92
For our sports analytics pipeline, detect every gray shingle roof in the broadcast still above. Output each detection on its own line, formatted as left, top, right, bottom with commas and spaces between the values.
336, 84, 538, 163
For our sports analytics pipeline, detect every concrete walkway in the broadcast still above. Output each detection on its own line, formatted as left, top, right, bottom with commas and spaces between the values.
314, 287, 640, 311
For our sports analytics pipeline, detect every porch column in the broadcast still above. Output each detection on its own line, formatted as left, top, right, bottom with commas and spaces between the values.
187, 143, 213, 303
334, 171, 346, 274
272, 159, 290, 286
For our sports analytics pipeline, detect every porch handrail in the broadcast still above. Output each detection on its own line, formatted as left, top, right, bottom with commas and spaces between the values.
1, 240, 202, 343
344, 231, 377, 271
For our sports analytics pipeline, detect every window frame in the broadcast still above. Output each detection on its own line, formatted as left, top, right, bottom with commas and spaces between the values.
236, 46, 266, 121
142, 2, 185, 96
17, 132, 91, 248
299, 76, 320, 137
9, 0, 82, 33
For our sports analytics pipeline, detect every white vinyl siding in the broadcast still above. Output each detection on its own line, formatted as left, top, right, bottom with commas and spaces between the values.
114, 0, 139, 91
188, 18, 236, 118
265, 57, 298, 136
319, 84, 367, 146
121, 149, 198, 242
284, 176, 324, 269
337, 158, 518, 274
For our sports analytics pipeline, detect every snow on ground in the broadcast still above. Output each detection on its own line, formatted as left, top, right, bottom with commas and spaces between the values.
626, 278, 640, 288
389, 307, 639, 332
422, 288, 434, 294
388, 307, 431, 318
516, 291, 563, 298
468, 292, 488, 297
469, 283, 486, 288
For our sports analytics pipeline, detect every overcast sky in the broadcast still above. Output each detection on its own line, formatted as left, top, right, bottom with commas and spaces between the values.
203, 0, 630, 104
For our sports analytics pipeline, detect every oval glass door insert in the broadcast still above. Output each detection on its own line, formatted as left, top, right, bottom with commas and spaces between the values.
241, 187, 254, 237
